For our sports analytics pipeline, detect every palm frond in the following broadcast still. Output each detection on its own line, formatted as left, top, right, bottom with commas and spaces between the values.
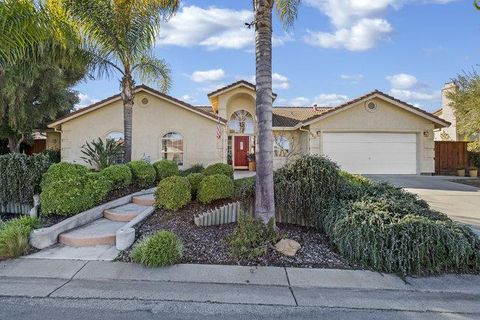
274, 0, 301, 28
133, 54, 171, 93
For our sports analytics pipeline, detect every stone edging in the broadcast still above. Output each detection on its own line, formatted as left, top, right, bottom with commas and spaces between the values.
29, 187, 156, 249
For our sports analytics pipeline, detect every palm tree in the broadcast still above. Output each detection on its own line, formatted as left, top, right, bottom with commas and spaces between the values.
61, 0, 179, 162
254, 0, 300, 224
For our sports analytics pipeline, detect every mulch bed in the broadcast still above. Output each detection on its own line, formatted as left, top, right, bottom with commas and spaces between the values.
118, 200, 360, 269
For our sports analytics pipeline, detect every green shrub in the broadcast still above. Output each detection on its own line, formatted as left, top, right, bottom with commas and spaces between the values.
0, 216, 40, 259
42, 149, 61, 163
197, 174, 234, 204
180, 164, 204, 176
274, 155, 342, 229
100, 164, 132, 189
127, 161, 156, 188
229, 215, 279, 259
0, 153, 51, 206
155, 176, 191, 211
40, 163, 111, 216
324, 197, 480, 276
153, 160, 179, 181
203, 163, 233, 179
132, 230, 183, 267
186, 173, 204, 198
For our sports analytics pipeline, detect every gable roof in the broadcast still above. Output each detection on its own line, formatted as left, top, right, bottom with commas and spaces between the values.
300, 90, 451, 129
207, 80, 278, 98
48, 85, 227, 128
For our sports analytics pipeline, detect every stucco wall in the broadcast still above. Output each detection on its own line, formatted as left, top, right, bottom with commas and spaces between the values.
272, 129, 309, 170
307, 97, 436, 174
46, 131, 61, 150
434, 83, 460, 141
58, 91, 224, 168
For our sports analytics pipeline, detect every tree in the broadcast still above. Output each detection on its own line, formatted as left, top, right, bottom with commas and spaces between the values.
0, 54, 87, 153
253, 0, 301, 224
60, 0, 179, 162
448, 71, 480, 151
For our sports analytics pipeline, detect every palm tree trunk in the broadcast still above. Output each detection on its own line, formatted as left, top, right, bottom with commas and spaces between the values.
254, 0, 275, 224
121, 73, 134, 162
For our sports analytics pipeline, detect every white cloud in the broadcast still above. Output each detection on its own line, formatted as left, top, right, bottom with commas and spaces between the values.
272, 73, 290, 89
340, 74, 364, 81
289, 93, 349, 106
305, 18, 392, 51
76, 93, 98, 109
304, 0, 453, 51
386, 73, 440, 104
181, 94, 194, 102
190, 69, 226, 83
386, 73, 418, 89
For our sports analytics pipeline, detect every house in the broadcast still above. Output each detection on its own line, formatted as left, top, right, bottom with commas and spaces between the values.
47, 80, 449, 175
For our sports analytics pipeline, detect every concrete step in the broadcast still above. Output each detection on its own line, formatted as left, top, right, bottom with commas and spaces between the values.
59, 219, 125, 247
103, 203, 149, 222
132, 194, 155, 206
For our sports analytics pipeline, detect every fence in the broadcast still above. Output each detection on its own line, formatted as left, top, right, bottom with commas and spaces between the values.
435, 141, 470, 175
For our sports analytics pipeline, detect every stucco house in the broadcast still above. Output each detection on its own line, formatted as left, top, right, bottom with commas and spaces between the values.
47, 80, 449, 174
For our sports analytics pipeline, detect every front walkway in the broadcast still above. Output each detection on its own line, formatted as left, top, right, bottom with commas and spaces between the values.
234, 170, 256, 180
368, 175, 480, 236
1, 258, 480, 316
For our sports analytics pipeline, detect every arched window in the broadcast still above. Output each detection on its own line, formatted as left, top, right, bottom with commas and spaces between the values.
106, 131, 124, 143
162, 132, 184, 165
274, 136, 290, 157
228, 110, 254, 134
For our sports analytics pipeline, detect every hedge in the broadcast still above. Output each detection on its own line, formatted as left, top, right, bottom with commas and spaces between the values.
40, 163, 111, 216
203, 163, 233, 179
155, 176, 191, 211
153, 160, 179, 181
127, 161, 156, 188
100, 164, 132, 189
132, 230, 183, 267
197, 174, 234, 204
0, 153, 51, 206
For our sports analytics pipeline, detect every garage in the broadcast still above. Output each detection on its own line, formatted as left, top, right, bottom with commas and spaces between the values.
322, 132, 418, 174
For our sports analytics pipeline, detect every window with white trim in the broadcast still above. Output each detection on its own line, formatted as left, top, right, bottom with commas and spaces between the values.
162, 132, 184, 165
228, 110, 254, 134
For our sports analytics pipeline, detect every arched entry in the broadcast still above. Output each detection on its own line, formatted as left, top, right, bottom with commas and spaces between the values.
228, 110, 255, 169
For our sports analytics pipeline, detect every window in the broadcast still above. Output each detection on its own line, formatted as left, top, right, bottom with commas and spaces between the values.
274, 136, 290, 157
162, 132, 184, 165
228, 110, 254, 134
106, 131, 124, 143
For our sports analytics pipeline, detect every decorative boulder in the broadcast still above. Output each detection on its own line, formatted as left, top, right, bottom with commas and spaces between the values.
275, 239, 301, 257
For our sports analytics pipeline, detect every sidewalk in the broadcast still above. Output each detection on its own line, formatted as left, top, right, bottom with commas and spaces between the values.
1, 258, 480, 315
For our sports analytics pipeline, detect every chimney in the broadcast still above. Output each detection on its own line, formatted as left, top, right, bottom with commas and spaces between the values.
440, 81, 459, 140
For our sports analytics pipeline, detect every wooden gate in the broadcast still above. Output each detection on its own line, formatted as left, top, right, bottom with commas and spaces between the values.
435, 141, 470, 175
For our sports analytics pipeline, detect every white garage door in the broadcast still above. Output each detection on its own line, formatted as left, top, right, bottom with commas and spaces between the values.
323, 132, 417, 174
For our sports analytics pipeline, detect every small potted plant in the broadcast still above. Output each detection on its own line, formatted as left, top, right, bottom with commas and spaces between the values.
469, 166, 478, 177
457, 166, 466, 177
248, 153, 256, 171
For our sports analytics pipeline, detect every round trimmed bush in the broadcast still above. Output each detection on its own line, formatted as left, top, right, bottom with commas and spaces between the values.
127, 160, 156, 188
186, 173, 204, 198
100, 164, 132, 189
155, 176, 191, 211
153, 160, 179, 181
197, 174, 234, 204
40, 163, 112, 216
132, 230, 183, 267
180, 164, 204, 176
203, 163, 233, 179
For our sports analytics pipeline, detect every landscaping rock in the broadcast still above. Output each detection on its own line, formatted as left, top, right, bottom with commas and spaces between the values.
275, 239, 301, 257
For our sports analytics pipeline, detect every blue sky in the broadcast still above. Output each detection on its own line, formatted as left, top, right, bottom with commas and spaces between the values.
75, 0, 479, 112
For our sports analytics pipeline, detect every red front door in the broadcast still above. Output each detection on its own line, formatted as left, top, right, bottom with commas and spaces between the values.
234, 136, 249, 168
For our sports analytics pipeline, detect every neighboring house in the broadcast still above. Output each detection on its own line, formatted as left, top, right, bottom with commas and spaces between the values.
433, 82, 464, 141
47, 80, 449, 175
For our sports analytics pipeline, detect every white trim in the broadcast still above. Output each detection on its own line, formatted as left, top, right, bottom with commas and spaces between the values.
298, 93, 450, 128
48, 87, 226, 128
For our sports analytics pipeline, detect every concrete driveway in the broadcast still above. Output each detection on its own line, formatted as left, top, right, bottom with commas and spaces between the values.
367, 175, 480, 235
